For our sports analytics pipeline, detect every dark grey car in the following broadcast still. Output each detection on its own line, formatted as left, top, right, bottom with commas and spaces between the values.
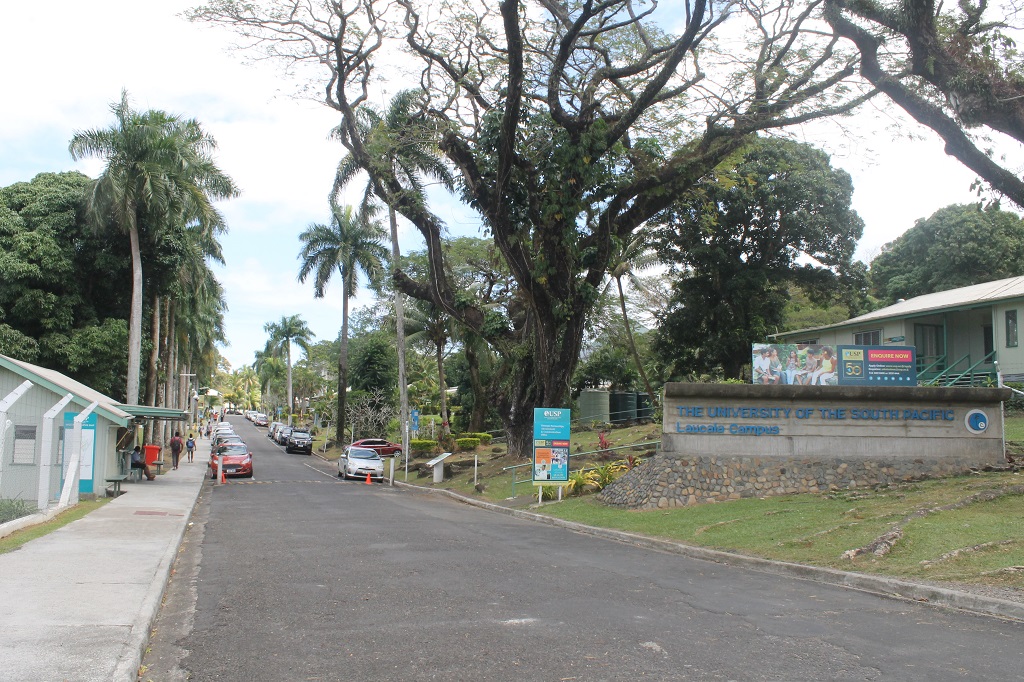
286, 430, 313, 454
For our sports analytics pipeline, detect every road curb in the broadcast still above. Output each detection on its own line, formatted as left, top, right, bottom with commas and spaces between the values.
113, 477, 207, 682
393, 480, 1024, 623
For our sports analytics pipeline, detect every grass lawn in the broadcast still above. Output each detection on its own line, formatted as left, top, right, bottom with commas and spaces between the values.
0, 498, 110, 555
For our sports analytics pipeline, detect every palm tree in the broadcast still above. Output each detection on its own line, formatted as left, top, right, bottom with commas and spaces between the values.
604, 232, 661, 408
404, 299, 453, 436
263, 315, 314, 426
69, 91, 238, 404
332, 90, 455, 456
298, 204, 388, 444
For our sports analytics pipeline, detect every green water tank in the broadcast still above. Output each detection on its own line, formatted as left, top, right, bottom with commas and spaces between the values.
578, 389, 610, 424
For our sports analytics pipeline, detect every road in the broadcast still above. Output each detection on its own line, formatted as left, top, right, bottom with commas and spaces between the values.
143, 416, 1022, 681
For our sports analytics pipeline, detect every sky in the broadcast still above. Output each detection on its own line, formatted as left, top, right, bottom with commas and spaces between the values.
0, 0, 1008, 371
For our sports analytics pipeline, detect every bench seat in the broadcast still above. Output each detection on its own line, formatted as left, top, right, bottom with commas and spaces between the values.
105, 475, 128, 496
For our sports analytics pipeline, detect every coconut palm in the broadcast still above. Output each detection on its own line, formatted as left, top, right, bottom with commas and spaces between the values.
69, 91, 237, 404
298, 204, 388, 444
332, 90, 455, 457
604, 232, 661, 408
404, 299, 453, 436
263, 315, 314, 426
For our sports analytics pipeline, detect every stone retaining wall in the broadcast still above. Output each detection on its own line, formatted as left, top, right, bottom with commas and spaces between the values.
598, 454, 988, 509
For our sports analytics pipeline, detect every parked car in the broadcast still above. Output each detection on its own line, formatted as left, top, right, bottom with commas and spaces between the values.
286, 429, 313, 454
350, 438, 403, 457
276, 426, 293, 445
254, 413, 268, 427
209, 443, 253, 478
337, 446, 384, 481
211, 433, 243, 452
268, 422, 283, 440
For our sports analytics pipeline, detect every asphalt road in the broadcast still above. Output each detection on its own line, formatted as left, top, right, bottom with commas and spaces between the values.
143, 416, 1023, 681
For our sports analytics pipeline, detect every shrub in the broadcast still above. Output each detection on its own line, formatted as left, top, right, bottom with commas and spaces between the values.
456, 437, 481, 451
460, 432, 492, 444
591, 461, 627, 490
566, 468, 599, 496
0, 498, 34, 524
410, 439, 439, 454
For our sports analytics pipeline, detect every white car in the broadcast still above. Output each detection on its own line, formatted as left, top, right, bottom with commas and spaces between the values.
337, 446, 384, 481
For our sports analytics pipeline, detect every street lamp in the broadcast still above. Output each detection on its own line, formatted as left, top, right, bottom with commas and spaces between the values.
180, 373, 197, 429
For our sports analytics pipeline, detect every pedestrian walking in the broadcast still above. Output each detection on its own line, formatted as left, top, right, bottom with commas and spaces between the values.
186, 434, 196, 463
169, 431, 184, 470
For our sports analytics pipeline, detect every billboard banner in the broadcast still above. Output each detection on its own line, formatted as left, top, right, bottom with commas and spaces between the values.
837, 346, 917, 385
751, 343, 838, 386
533, 408, 570, 485
752, 343, 917, 386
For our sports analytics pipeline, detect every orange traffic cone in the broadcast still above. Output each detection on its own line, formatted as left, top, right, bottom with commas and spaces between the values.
365, 472, 372, 485
220, 468, 227, 484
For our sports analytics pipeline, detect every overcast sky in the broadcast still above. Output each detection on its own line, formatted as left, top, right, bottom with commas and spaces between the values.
0, 0, 1003, 371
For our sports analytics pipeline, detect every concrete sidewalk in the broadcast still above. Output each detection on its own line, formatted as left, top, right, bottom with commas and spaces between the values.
0, 457, 207, 682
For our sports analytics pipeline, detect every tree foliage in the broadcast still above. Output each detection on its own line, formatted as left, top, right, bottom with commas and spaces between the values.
0, 172, 134, 395
653, 139, 865, 379
824, 0, 1024, 206
869, 203, 1024, 303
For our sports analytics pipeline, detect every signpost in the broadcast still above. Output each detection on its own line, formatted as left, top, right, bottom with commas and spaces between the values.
533, 408, 570, 499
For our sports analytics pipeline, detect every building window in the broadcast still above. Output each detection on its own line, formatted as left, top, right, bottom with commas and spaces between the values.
854, 329, 882, 346
792, 338, 818, 345
984, 325, 994, 357
1007, 310, 1018, 348
13, 425, 36, 465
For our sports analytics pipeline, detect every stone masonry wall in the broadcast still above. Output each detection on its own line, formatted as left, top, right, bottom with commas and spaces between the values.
598, 453, 988, 509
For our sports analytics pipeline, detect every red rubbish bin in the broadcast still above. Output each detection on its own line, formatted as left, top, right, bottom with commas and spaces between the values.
143, 444, 161, 466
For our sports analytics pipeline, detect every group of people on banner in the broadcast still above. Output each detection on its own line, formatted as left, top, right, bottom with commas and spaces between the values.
752, 343, 837, 386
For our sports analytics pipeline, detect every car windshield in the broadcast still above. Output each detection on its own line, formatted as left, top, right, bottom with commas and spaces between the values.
291, 431, 310, 439
348, 448, 380, 460
217, 445, 249, 456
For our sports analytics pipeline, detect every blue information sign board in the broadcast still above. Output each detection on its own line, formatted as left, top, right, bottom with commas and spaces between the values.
533, 408, 570, 485
411, 408, 419, 432
838, 345, 917, 385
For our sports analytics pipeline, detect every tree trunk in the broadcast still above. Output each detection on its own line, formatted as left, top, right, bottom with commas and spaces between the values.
390, 207, 410, 459
337, 291, 350, 445
617, 276, 658, 407
435, 340, 449, 436
494, 307, 586, 458
466, 340, 487, 432
145, 294, 161, 444
286, 340, 293, 427
125, 224, 144, 405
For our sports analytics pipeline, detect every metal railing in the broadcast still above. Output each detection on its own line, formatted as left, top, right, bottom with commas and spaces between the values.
922, 351, 996, 386
501, 440, 660, 497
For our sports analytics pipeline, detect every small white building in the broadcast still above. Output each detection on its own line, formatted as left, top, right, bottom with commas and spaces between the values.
0, 354, 186, 506
772, 276, 1024, 384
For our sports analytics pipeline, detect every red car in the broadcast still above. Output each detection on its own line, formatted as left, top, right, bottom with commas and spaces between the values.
350, 438, 402, 457
209, 443, 254, 478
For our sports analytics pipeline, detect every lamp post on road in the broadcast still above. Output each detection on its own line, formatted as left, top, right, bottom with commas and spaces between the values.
181, 373, 197, 430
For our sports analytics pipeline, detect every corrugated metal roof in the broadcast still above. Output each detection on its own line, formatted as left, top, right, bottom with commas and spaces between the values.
778, 276, 1024, 337
0, 354, 133, 426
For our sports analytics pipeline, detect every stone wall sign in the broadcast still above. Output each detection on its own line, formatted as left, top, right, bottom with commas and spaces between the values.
598, 384, 1010, 509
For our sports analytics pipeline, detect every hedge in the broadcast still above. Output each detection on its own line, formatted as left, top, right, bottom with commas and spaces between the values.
456, 437, 481, 451
457, 432, 493, 445
410, 439, 439, 453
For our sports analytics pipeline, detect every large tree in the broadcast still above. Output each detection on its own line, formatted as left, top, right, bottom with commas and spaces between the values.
824, 0, 1024, 206
69, 92, 237, 404
298, 204, 387, 443
653, 138, 864, 379
191, 0, 871, 455
869, 203, 1024, 303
